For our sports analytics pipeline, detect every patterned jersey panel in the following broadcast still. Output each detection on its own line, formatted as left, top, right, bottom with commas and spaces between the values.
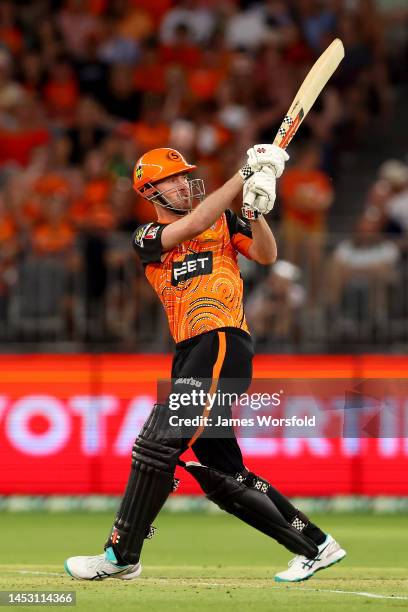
134, 212, 253, 343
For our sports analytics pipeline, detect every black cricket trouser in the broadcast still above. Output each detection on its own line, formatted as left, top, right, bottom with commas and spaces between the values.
171, 326, 254, 475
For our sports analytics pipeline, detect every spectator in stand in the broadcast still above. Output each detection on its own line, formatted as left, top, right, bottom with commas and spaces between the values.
327, 216, 400, 333
250, 43, 295, 145
31, 192, 76, 257
57, 0, 100, 60
110, 0, 155, 45
18, 51, 46, 98
66, 96, 109, 165
0, 48, 25, 114
0, 191, 19, 325
97, 13, 140, 66
68, 149, 114, 340
159, 0, 216, 46
35, 19, 64, 71
128, 94, 170, 151
102, 131, 136, 179
29, 146, 71, 201
100, 63, 142, 121
246, 260, 305, 349
160, 23, 202, 69
0, 93, 50, 168
75, 33, 108, 99
187, 46, 227, 103
334, 9, 393, 149
279, 139, 334, 302
178, 100, 232, 191
2, 170, 40, 234
294, 0, 337, 53
105, 178, 140, 341
0, 0, 23, 56
18, 191, 78, 337
70, 148, 114, 231
364, 159, 408, 240
43, 57, 79, 126
256, 0, 299, 52
136, 0, 172, 27
193, 100, 231, 159
110, 178, 137, 233
224, 2, 267, 50
0, 190, 18, 248
382, 165, 408, 241
133, 41, 166, 95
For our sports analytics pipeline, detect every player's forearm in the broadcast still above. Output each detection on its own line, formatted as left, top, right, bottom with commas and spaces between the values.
189, 173, 243, 234
248, 217, 277, 265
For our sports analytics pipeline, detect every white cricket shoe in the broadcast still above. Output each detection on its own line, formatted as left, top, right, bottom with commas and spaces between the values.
274, 534, 346, 582
64, 546, 142, 581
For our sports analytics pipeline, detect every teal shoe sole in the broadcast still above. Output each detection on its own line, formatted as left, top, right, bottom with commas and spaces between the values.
64, 560, 74, 578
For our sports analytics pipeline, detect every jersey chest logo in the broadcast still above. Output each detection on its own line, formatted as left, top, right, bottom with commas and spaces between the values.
171, 251, 213, 286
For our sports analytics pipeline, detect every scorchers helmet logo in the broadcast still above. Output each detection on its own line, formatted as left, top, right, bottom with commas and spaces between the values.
168, 151, 181, 161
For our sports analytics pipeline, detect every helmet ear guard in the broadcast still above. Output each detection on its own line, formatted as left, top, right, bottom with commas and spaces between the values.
138, 182, 161, 200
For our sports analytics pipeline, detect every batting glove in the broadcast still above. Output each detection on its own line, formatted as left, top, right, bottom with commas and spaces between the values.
247, 144, 289, 178
242, 167, 277, 220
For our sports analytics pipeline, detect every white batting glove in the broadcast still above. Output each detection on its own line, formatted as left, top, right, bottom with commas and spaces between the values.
242, 167, 276, 220
247, 144, 289, 178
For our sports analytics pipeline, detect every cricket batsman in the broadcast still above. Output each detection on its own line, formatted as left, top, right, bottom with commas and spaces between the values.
65, 146, 346, 582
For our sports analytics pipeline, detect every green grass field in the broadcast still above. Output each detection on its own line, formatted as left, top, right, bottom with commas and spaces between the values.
2, 511, 408, 611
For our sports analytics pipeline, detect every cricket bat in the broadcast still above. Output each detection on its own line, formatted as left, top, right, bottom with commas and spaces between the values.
245, 38, 344, 206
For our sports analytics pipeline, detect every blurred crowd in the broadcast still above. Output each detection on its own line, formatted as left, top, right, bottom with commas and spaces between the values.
0, 0, 407, 350
248, 156, 408, 350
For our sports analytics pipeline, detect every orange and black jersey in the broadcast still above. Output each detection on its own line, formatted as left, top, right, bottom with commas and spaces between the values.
132, 210, 254, 343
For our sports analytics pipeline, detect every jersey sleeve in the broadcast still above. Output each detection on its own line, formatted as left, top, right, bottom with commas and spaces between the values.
225, 209, 253, 259
131, 222, 166, 266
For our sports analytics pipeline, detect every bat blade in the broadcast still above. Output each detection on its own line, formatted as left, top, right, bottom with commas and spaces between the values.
274, 38, 345, 149
242, 39, 344, 209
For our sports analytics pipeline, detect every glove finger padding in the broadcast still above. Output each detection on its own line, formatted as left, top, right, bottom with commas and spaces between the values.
248, 169, 276, 195
261, 165, 278, 177
257, 167, 276, 213
243, 184, 257, 207
247, 169, 276, 212
255, 194, 270, 214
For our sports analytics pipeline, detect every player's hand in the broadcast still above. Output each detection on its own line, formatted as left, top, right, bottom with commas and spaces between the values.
242, 167, 276, 219
247, 144, 289, 178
